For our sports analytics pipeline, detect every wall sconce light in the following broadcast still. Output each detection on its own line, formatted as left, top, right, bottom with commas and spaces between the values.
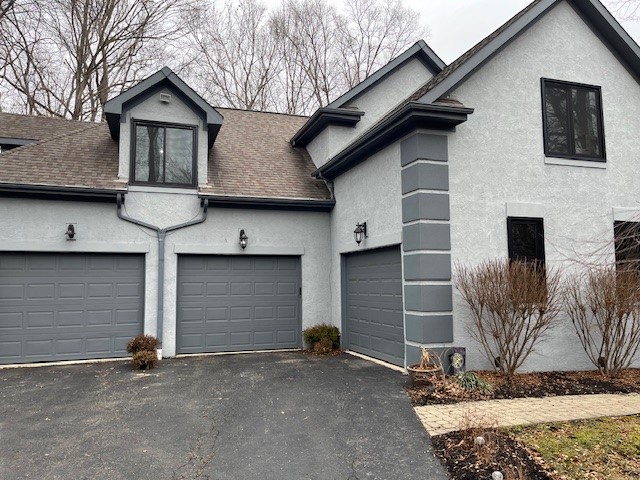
66, 223, 76, 241
239, 229, 248, 249
353, 222, 367, 245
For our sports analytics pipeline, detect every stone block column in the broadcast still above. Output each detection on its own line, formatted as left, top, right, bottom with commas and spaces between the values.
400, 132, 454, 365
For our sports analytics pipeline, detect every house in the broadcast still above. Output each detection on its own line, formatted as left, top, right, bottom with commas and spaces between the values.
1, 0, 640, 371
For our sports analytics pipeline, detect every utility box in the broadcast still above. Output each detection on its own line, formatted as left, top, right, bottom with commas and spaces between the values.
448, 347, 466, 375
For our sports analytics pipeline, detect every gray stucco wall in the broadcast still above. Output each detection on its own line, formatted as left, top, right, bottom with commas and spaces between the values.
446, 1, 640, 371
329, 142, 403, 335
306, 58, 433, 168
118, 89, 209, 186
0, 194, 332, 358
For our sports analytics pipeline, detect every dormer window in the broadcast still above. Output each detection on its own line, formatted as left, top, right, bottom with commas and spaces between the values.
132, 121, 196, 187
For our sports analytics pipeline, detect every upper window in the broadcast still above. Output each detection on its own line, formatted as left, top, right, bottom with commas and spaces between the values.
541, 79, 605, 161
132, 121, 196, 187
614, 221, 640, 271
507, 217, 545, 266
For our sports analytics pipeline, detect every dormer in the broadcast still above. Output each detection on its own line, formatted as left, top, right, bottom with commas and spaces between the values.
104, 67, 223, 188
291, 40, 445, 168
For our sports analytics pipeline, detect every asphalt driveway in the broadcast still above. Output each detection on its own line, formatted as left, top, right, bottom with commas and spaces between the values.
0, 352, 446, 479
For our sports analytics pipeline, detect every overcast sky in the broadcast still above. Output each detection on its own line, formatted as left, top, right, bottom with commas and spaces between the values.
262, 0, 640, 63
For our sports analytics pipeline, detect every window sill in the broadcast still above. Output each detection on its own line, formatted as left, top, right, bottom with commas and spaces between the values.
544, 157, 606, 169
128, 185, 199, 195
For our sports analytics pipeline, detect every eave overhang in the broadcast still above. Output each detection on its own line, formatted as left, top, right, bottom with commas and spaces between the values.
0, 183, 125, 203
312, 102, 473, 180
290, 108, 365, 147
104, 67, 223, 149
197, 194, 335, 212
0, 137, 37, 147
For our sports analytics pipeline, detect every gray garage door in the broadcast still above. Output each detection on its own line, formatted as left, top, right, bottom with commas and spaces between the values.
177, 255, 301, 354
0, 252, 144, 365
344, 246, 404, 366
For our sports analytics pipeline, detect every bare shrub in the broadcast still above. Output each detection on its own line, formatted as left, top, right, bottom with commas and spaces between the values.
564, 266, 640, 376
456, 259, 563, 378
132, 350, 158, 370
457, 409, 499, 464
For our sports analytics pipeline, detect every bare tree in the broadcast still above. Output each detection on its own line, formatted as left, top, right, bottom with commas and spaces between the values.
270, 0, 343, 111
336, 0, 428, 89
184, 0, 281, 111
565, 267, 640, 377
184, 0, 427, 115
607, 1, 640, 20
0, 0, 15, 21
456, 259, 564, 378
0, 0, 191, 120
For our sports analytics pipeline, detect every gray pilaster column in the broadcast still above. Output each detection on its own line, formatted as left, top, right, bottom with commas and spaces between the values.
400, 133, 454, 365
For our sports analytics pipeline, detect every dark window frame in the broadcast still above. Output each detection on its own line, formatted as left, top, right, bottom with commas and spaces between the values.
507, 217, 546, 265
130, 119, 198, 188
614, 221, 640, 271
541, 78, 606, 162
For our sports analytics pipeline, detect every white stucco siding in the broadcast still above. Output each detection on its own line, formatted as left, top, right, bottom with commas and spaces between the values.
0, 198, 159, 339
0, 196, 332, 358
329, 142, 403, 328
307, 58, 433, 167
447, 1, 640, 371
162, 206, 332, 357
118, 88, 209, 186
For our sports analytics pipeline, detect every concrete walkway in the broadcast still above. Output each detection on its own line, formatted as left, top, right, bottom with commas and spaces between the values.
415, 393, 640, 436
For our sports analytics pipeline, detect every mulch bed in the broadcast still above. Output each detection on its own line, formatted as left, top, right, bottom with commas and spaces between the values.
431, 430, 554, 480
408, 368, 640, 406
412, 369, 640, 479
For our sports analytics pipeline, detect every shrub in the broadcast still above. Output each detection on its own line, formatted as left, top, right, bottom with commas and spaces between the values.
456, 259, 563, 378
303, 324, 340, 352
132, 350, 158, 370
564, 267, 640, 377
313, 337, 334, 354
454, 371, 493, 395
126, 334, 159, 355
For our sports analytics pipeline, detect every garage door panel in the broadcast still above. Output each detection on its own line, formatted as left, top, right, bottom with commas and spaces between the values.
0, 253, 144, 364
177, 255, 301, 353
344, 246, 404, 366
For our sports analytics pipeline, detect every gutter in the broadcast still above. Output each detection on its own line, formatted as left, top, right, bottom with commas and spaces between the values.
0, 184, 124, 203
312, 102, 473, 180
198, 194, 335, 212
116, 193, 209, 349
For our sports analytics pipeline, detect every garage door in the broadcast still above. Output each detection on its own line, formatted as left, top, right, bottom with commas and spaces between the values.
0, 252, 144, 365
344, 246, 404, 366
177, 255, 301, 354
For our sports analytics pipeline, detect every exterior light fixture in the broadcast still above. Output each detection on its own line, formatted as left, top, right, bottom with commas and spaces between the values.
239, 229, 248, 249
353, 222, 367, 245
66, 224, 76, 241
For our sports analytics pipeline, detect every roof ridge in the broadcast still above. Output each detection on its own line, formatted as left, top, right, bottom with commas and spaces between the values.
0, 110, 97, 127
407, 0, 547, 103
1, 122, 104, 157
217, 106, 309, 119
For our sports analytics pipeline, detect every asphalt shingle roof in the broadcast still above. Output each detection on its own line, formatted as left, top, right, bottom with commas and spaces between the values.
202, 108, 330, 200
409, 0, 544, 102
0, 109, 331, 200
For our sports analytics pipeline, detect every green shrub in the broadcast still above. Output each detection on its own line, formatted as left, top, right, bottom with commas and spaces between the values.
303, 324, 340, 352
126, 334, 159, 355
132, 350, 158, 370
454, 371, 493, 395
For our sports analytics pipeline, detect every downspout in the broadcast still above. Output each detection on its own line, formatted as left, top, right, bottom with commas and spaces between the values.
316, 171, 335, 200
116, 193, 209, 352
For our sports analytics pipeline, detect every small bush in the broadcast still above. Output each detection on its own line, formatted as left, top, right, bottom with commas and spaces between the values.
132, 350, 158, 370
126, 334, 159, 355
303, 324, 340, 353
313, 337, 334, 354
454, 371, 493, 395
